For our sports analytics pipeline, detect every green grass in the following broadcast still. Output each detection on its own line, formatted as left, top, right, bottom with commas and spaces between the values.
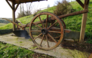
0, 42, 54, 58
0, 42, 34, 58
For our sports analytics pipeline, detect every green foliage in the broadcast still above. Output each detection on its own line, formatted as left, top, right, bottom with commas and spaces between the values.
0, 42, 34, 58
86, 39, 92, 44
54, 1, 73, 16
0, 23, 6, 27
0, 23, 12, 30
0, 42, 54, 58
35, 6, 56, 14
85, 32, 92, 44
17, 15, 33, 24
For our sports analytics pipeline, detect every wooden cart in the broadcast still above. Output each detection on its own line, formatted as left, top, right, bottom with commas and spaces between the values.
4, 0, 89, 50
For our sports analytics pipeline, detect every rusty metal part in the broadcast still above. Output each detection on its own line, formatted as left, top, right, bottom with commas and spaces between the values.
29, 12, 64, 50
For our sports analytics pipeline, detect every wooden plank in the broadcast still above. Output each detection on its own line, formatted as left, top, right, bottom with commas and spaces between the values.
12, 1, 16, 31
15, 3, 20, 11
9, 0, 47, 4
76, 0, 84, 8
79, 0, 89, 42
6, 0, 13, 10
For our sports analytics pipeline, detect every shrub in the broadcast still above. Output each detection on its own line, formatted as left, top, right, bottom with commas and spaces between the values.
54, 0, 73, 16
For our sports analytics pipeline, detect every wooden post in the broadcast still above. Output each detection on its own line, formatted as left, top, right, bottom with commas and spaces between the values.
79, 0, 89, 42
6, 0, 19, 31
12, 1, 16, 31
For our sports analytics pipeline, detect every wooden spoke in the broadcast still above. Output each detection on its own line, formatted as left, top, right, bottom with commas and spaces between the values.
33, 23, 42, 29
46, 35, 50, 47
33, 33, 42, 40
48, 30, 61, 33
47, 34, 57, 43
38, 16, 44, 28
46, 14, 49, 29
40, 35, 45, 46
31, 30, 41, 32
29, 12, 64, 50
47, 21, 58, 30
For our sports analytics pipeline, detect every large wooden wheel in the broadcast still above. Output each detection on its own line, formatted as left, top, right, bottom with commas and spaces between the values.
29, 12, 64, 50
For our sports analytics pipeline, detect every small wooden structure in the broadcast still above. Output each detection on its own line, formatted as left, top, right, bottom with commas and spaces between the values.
5, 0, 89, 42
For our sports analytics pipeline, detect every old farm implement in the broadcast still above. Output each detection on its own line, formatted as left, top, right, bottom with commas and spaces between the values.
3, 0, 89, 50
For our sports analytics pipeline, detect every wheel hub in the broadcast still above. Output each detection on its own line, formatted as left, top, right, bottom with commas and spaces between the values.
41, 29, 48, 35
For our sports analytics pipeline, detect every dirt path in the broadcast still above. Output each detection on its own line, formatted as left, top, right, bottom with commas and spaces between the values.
0, 33, 90, 58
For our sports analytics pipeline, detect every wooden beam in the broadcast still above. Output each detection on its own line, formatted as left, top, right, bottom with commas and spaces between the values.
6, 0, 20, 31
15, 3, 20, 11
9, 0, 47, 4
76, 0, 84, 8
12, 1, 16, 31
6, 0, 13, 10
79, 0, 89, 42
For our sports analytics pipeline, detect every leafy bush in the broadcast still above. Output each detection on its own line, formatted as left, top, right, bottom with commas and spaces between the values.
0, 42, 54, 58
54, 0, 73, 16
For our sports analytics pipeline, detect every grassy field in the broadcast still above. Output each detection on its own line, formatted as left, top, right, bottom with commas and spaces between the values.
0, 42, 54, 58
